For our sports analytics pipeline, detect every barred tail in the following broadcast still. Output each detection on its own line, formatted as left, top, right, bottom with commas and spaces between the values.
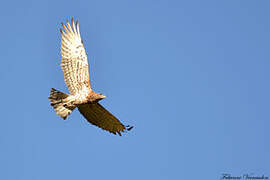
48, 88, 75, 119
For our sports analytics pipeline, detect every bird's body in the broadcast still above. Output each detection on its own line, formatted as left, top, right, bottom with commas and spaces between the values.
49, 18, 132, 135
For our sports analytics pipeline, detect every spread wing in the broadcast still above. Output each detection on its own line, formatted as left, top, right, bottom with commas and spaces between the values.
77, 103, 127, 135
60, 18, 91, 95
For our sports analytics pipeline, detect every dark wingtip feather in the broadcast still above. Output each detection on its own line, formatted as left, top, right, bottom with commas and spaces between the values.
126, 125, 134, 131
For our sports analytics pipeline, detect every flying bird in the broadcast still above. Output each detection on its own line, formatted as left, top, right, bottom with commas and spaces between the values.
49, 18, 133, 136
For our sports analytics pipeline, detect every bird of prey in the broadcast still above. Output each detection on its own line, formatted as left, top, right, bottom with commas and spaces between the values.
49, 18, 133, 136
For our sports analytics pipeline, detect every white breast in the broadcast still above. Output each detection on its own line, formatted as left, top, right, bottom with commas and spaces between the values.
69, 86, 90, 104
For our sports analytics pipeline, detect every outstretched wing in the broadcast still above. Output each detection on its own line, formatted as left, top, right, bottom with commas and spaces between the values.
77, 103, 127, 135
60, 18, 91, 95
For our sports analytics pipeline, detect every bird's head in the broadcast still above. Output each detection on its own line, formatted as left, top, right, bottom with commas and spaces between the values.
88, 91, 106, 102
96, 93, 106, 101
99, 93, 106, 99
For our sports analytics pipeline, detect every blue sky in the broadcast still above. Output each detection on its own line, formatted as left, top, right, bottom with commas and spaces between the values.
0, 0, 270, 179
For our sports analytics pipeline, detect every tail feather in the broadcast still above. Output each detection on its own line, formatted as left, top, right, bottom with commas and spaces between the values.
48, 88, 75, 119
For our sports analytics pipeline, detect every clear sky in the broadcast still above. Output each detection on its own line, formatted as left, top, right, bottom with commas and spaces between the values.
0, 0, 269, 180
